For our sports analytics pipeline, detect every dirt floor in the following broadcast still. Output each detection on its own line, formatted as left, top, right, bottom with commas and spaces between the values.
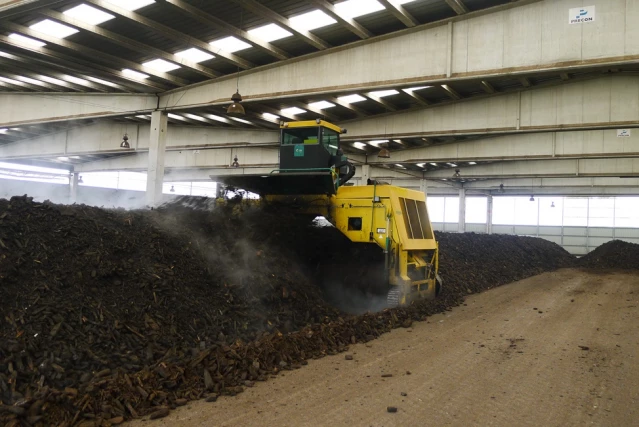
132, 269, 639, 427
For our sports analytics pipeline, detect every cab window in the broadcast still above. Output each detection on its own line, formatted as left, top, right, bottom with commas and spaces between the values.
321, 128, 339, 156
282, 128, 320, 145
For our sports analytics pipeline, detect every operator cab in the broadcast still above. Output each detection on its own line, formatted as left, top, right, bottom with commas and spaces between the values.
210, 120, 355, 196
279, 120, 355, 188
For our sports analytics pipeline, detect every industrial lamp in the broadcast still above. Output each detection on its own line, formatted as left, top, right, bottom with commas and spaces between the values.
232, 156, 240, 168
377, 142, 390, 159
529, 195, 535, 202
120, 133, 130, 149
77, 175, 83, 184
453, 168, 461, 178
499, 183, 505, 193
170, 185, 175, 192
227, 90, 245, 116
551, 201, 555, 208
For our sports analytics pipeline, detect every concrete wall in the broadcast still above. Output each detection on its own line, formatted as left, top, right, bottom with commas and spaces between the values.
432, 222, 639, 255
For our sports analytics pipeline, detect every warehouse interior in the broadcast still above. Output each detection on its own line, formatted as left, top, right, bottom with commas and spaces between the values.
1, 0, 638, 425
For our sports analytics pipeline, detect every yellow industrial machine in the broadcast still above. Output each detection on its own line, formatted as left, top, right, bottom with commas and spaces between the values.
211, 120, 441, 306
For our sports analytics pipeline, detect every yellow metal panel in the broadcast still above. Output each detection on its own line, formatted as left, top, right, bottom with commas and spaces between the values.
280, 120, 343, 134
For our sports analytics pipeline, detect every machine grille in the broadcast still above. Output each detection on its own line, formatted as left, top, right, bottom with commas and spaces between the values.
399, 197, 433, 240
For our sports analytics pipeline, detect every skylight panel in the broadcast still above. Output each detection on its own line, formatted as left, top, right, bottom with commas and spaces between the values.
207, 114, 228, 123
167, 113, 186, 120
290, 9, 336, 31
87, 76, 117, 87
395, 0, 417, 4
369, 139, 389, 146
142, 58, 181, 72
352, 142, 367, 150
122, 68, 149, 79
0, 76, 23, 85
403, 86, 431, 93
39, 75, 68, 86
210, 36, 251, 53
309, 101, 336, 109
63, 75, 89, 85
63, 4, 115, 25
338, 94, 366, 103
104, 0, 155, 11
468, 161, 477, 165
16, 76, 46, 86
416, 163, 426, 168
334, 0, 384, 19
184, 114, 206, 121
430, 163, 438, 166
395, 164, 405, 168
369, 89, 399, 98
8, 33, 46, 47
247, 24, 292, 42
175, 48, 214, 63
30, 19, 79, 38
0, 128, 7, 134
262, 112, 280, 120
281, 107, 306, 115
229, 117, 252, 125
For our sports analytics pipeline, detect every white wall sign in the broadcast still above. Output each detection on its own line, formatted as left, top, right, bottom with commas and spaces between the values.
617, 129, 631, 138
569, 6, 595, 24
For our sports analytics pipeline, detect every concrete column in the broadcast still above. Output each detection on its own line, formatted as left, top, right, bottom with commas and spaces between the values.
486, 195, 493, 234
146, 110, 168, 206
360, 164, 370, 185
419, 179, 427, 195
70, 172, 79, 204
458, 188, 466, 233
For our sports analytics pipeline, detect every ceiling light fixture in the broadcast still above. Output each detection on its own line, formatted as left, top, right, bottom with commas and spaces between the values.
170, 185, 175, 192
232, 156, 240, 168
77, 175, 83, 184
120, 133, 130, 148
377, 142, 390, 159
227, 11, 246, 117
499, 184, 505, 193
551, 201, 555, 208
453, 168, 461, 178
530, 195, 535, 202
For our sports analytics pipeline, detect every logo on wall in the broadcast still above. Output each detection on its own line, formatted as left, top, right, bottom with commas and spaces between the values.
569, 6, 595, 24
617, 129, 631, 138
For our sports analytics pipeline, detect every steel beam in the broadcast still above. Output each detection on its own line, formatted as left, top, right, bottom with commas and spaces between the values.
164, 0, 290, 61
307, 0, 372, 39
445, 0, 468, 15
342, 76, 639, 141
369, 129, 639, 165
0, 122, 280, 159
85, 0, 253, 70
0, 93, 158, 127
2, 22, 189, 87
231, 0, 330, 50
0, 33, 161, 91
377, 0, 418, 27
39, 9, 219, 79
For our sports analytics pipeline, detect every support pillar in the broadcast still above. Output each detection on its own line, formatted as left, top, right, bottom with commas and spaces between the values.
419, 179, 427, 196
70, 172, 79, 204
360, 164, 370, 185
458, 188, 466, 233
146, 110, 168, 206
486, 195, 493, 234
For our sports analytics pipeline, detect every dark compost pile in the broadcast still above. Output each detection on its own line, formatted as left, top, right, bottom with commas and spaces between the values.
579, 239, 639, 270
0, 195, 575, 426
